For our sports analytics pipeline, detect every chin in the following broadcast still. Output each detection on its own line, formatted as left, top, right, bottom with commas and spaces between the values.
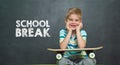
71, 28, 76, 31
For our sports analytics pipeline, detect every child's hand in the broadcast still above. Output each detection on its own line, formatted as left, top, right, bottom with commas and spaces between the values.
66, 22, 72, 32
76, 22, 83, 31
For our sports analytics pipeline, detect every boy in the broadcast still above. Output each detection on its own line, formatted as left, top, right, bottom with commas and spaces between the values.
59, 8, 96, 65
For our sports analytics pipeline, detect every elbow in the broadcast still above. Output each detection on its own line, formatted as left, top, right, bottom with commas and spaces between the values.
80, 41, 86, 48
60, 43, 67, 49
60, 45, 66, 49
80, 44, 86, 48
80, 45, 85, 48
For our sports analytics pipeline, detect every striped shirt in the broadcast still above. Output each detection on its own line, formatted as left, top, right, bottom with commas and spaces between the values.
59, 29, 87, 58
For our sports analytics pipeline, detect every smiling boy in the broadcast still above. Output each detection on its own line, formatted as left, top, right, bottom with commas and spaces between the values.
59, 8, 96, 65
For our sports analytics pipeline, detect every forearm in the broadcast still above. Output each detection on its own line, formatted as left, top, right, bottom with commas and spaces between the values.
60, 31, 72, 49
76, 30, 86, 48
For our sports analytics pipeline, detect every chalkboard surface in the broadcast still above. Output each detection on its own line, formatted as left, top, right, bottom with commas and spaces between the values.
0, 0, 120, 65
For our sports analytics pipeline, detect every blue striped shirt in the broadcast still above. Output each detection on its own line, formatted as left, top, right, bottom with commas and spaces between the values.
59, 29, 87, 58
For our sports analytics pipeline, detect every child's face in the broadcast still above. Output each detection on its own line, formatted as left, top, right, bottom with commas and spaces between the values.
66, 14, 82, 30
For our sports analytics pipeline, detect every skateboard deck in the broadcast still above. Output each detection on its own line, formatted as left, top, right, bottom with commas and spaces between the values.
48, 46, 103, 60
48, 46, 103, 52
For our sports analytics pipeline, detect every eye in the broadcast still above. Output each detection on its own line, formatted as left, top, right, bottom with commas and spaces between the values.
75, 19, 79, 22
69, 18, 73, 21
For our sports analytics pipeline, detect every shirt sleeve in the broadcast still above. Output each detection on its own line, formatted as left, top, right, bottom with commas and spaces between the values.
80, 30, 87, 41
59, 29, 66, 43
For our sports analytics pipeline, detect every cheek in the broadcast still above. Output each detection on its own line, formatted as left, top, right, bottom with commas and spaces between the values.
75, 22, 80, 26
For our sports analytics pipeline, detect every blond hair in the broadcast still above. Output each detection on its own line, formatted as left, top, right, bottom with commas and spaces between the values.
65, 8, 82, 20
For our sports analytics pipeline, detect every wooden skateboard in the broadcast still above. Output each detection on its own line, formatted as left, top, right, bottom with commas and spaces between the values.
48, 46, 103, 60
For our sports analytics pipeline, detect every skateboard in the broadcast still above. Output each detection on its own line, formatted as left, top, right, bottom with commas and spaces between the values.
48, 46, 103, 60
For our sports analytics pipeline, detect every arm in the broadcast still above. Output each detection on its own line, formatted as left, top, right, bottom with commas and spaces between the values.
59, 22, 72, 49
60, 30, 72, 49
76, 29, 86, 48
76, 23, 86, 48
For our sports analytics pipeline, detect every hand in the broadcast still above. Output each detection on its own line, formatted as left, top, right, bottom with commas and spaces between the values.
66, 22, 72, 32
76, 22, 83, 31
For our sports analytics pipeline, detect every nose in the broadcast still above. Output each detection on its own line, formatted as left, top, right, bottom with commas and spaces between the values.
71, 20, 76, 23
71, 23, 76, 25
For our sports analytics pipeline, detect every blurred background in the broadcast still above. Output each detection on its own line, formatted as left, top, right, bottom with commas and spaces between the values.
0, 0, 120, 65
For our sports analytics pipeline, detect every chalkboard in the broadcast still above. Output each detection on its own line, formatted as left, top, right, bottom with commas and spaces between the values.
0, 0, 120, 65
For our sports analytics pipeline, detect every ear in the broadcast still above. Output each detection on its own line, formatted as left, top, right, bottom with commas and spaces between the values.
65, 20, 66, 23
65, 20, 67, 23
81, 21, 83, 28
81, 23, 83, 28
80, 19, 82, 23
80, 19, 83, 28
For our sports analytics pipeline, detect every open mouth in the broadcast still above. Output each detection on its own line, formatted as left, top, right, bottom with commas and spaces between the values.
69, 23, 78, 28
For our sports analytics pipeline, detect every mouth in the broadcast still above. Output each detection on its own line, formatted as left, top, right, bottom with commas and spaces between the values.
69, 23, 78, 28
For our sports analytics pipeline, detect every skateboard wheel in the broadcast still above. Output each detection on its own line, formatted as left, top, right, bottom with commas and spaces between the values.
56, 54, 62, 60
89, 52, 95, 58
